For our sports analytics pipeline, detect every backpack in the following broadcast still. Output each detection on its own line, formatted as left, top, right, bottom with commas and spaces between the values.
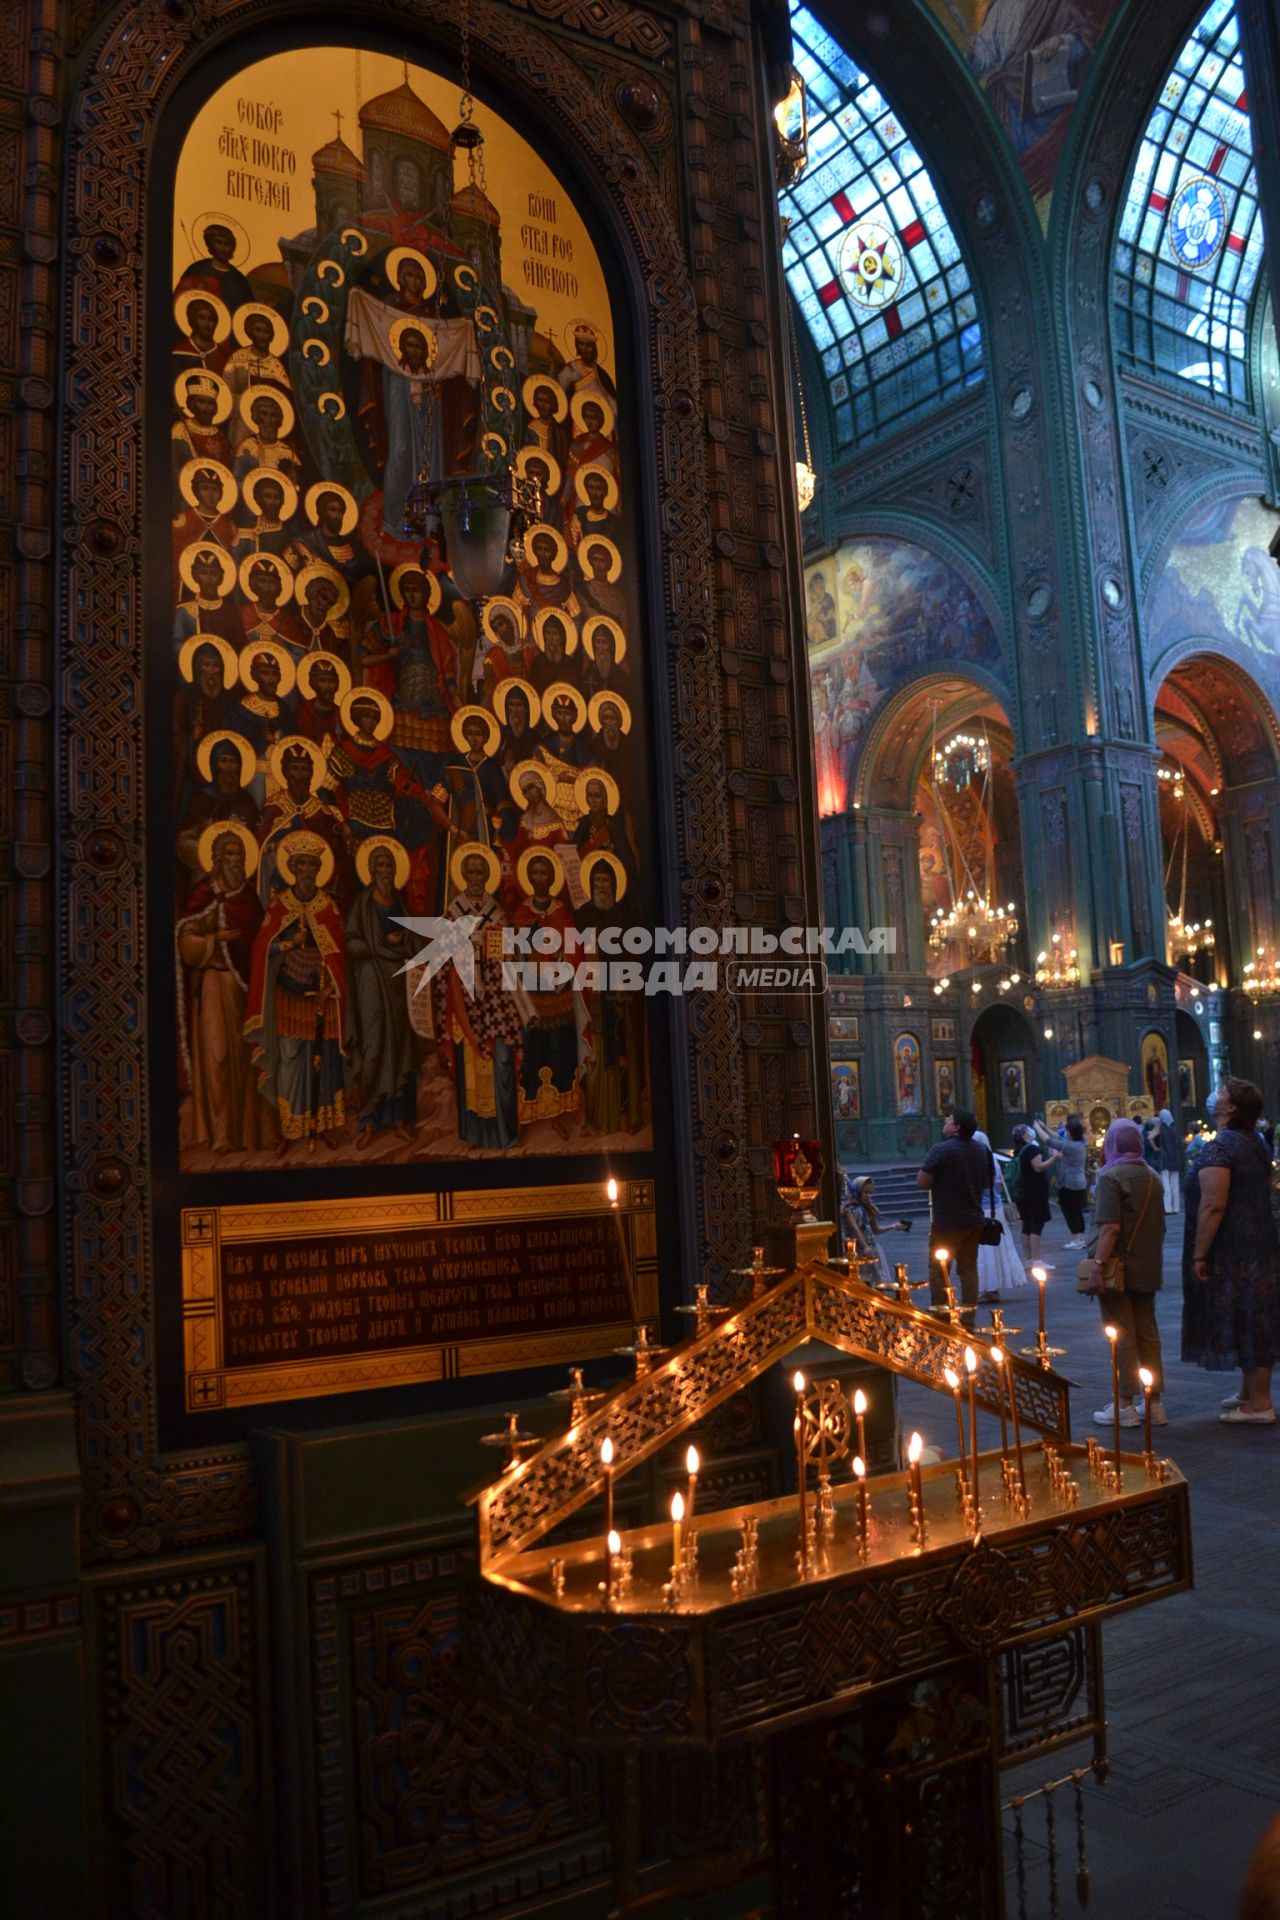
1003, 1150, 1024, 1207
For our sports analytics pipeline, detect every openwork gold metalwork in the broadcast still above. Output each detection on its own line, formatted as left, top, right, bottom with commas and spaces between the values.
471, 1258, 1073, 1567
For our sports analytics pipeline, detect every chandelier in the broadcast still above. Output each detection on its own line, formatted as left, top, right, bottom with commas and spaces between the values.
927, 889, 1018, 964
933, 731, 990, 789
1034, 934, 1080, 989
1162, 758, 1215, 968
1167, 910, 1214, 962
400, 0, 541, 594
1242, 947, 1280, 999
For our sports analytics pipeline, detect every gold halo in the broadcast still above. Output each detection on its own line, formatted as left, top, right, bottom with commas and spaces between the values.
524, 521, 568, 573
295, 650, 352, 704
303, 480, 358, 535
340, 685, 394, 741
574, 766, 621, 817
450, 704, 501, 756
385, 246, 438, 300
317, 391, 347, 420
190, 211, 250, 263
237, 639, 297, 696
276, 829, 334, 889
490, 384, 516, 414
588, 689, 632, 734
508, 757, 553, 809
475, 304, 500, 334
570, 389, 616, 437
573, 461, 619, 511
174, 287, 231, 342
481, 596, 526, 646
450, 839, 501, 894
301, 336, 331, 367
231, 301, 289, 356
178, 632, 238, 688
389, 563, 441, 613
566, 316, 606, 345
578, 533, 622, 584
521, 373, 568, 422
301, 294, 330, 324
174, 369, 232, 424
238, 550, 295, 607
580, 848, 627, 902
533, 607, 578, 655
389, 315, 438, 368
241, 466, 298, 521
481, 429, 509, 462
453, 263, 479, 295
178, 542, 237, 598
238, 383, 296, 437
515, 444, 562, 498
267, 734, 329, 792
490, 343, 515, 372
517, 845, 565, 897
196, 818, 259, 878
542, 680, 588, 733
178, 457, 236, 515
196, 729, 256, 787
295, 562, 351, 621
582, 614, 627, 664
492, 676, 541, 727
355, 833, 411, 889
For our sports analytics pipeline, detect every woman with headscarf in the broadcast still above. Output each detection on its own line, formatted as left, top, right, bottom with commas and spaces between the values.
1183, 1078, 1280, 1424
1081, 1118, 1166, 1430
840, 1174, 910, 1286
973, 1127, 1028, 1301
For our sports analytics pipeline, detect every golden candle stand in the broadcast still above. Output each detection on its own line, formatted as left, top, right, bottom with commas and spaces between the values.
464, 1242, 1191, 1919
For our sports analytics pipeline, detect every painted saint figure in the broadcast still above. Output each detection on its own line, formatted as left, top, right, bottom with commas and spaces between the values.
430, 843, 525, 1149
245, 831, 348, 1152
177, 823, 271, 1154
345, 836, 417, 1145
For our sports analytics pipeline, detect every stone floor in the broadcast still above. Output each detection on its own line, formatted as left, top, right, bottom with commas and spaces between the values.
896, 1201, 1280, 1920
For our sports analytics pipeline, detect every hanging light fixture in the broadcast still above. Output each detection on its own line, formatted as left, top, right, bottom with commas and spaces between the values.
1242, 946, 1280, 999
785, 271, 817, 515
773, 66, 809, 187
401, 0, 540, 599
924, 709, 1019, 971
1161, 757, 1215, 963
1034, 933, 1081, 989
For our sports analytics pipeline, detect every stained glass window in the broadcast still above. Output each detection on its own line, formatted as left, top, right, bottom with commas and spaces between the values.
780, 4, 984, 452
1113, 0, 1267, 410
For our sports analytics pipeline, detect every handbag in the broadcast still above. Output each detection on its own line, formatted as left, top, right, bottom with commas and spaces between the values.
1076, 1167, 1157, 1292
978, 1156, 1004, 1246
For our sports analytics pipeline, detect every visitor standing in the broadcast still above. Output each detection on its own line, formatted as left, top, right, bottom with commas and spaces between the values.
843, 1174, 910, 1286
1152, 1106, 1183, 1214
917, 1110, 994, 1322
973, 1127, 1028, 1302
1183, 1078, 1280, 1424
1082, 1118, 1166, 1429
1044, 1114, 1088, 1248
1013, 1123, 1059, 1268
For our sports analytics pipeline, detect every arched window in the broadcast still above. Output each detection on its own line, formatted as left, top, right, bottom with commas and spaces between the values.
779, 4, 983, 453
1113, 0, 1267, 411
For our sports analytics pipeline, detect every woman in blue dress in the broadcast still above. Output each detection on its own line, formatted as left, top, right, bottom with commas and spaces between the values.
1182, 1077, 1280, 1423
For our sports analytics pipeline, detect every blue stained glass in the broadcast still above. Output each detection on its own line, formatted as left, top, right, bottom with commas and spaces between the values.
781, 1, 983, 451
1113, 2, 1268, 411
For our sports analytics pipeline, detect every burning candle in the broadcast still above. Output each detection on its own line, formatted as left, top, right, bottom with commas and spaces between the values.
1139, 1365, 1154, 1456
1003, 1348, 1027, 1498
794, 1370, 809, 1562
853, 1387, 868, 1468
934, 1245, 952, 1311
989, 1346, 1010, 1462
852, 1454, 869, 1549
1104, 1325, 1121, 1475
907, 1430, 924, 1535
671, 1490, 685, 1572
964, 1345, 980, 1511
605, 1179, 637, 1321
606, 1526, 620, 1603
600, 1436, 614, 1540
1031, 1265, 1048, 1341
943, 1367, 968, 1494
685, 1443, 700, 1522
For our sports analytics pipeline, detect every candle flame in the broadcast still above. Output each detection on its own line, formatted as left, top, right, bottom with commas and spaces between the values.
601, 1436, 614, 1466
944, 1367, 960, 1390
964, 1346, 977, 1373
1031, 1265, 1048, 1284
607, 1529, 621, 1555
908, 1431, 922, 1464
991, 1346, 1004, 1366
1104, 1325, 1118, 1342
686, 1444, 699, 1475
853, 1388, 868, 1416
852, 1455, 866, 1480
934, 1246, 950, 1265
793, 1370, 806, 1394
606, 1177, 618, 1204
671, 1491, 685, 1522
1138, 1367, 1154, 1388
